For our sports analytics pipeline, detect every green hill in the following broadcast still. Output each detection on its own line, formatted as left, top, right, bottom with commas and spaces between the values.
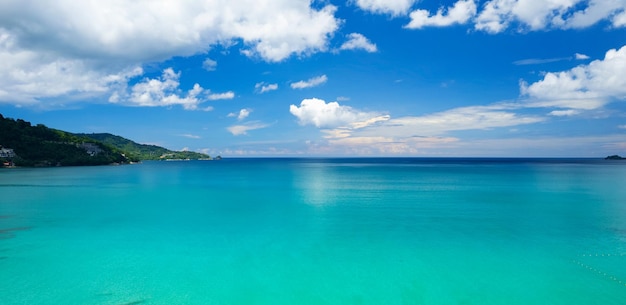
0, 114, 128, 166
76, 133, 211, 161
0, 114, 211, 167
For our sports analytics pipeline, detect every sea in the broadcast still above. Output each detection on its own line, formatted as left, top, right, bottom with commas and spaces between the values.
1, 158, 626, 305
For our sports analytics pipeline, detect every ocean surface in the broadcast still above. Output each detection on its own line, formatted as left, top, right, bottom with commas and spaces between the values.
1, 158, 626, 304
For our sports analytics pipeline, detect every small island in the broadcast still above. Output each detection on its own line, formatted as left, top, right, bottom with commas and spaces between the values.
605, 155, 625, 160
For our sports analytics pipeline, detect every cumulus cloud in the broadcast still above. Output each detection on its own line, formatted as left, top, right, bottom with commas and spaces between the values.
405, 0, 477, 29
0, 0, 341, 105
521, 45, 626, 110
353, 0, 417, 16
0, 27, 143, 105
575, 53, 590, 60
290, 75, 328, 89
475, 0, 626, 33
123, 68, 208, 110
0, 0, 340, 62
227, 121, 269, 135
111, 67, 233, 109
255, 82, 279, 93
208, 91, 235, 101
339, 33, 378, 53
292, 97, 544, 154
202, 58, 217, 71
615, 10, 626, 27
238, 108, 251, 120
228, 108, 252, 121
230, 3, 339, 61
374, 0, 626, 33
557, 0, 626, 29
289, 98, 386, 128
302, 45, 626, 155
293, 101, 543, 135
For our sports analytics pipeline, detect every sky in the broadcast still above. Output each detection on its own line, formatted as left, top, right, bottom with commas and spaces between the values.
1, 0, 626, 157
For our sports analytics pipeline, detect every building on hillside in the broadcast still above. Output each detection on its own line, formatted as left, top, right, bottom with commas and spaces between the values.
0, 147, 16, 158
77, 143, 103, 156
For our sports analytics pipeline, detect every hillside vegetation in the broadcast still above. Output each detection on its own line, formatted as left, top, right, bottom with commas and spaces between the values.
77, 133, 211, 161
0, 114, 211, 167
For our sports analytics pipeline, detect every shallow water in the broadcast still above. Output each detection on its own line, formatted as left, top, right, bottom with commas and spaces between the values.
1, 158, 626, 304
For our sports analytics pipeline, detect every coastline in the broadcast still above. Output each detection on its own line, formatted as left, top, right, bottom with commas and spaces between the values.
3, 156, 624, 169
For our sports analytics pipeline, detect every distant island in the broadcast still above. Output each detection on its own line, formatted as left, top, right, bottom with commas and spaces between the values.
605, 155, 625, 160
1, 114, 215, 167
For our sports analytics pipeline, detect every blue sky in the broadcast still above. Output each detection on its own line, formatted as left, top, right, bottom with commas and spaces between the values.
1, 0, 626, 157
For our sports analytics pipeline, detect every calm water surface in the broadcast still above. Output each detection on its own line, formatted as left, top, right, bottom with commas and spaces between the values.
1, 158, 626, 304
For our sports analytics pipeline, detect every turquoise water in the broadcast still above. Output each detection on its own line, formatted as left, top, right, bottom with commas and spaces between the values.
1, 158, 626, 304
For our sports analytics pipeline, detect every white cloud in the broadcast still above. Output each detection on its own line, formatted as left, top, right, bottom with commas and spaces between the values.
202, 58, 217, 71
293, 99, 544, 155
350, 115, 391, 129
229, 108, 252, 121
321, 129, 353, 139
289, 98, 385, 128
325, 135, 459, 155
238, 108, 251, 120
299, 44, 625, 155
513, 57, 571, 65
354, 0, 626, 33
208, 91, 235, 101
353, 0, 417, 16
575, 53, 590, 60
475, 0, 626, 33
255, 82, 279, 93
227, 121, 269, 135
229, 3, 339, 62
180, 134, 201, 139
365, 105, 543, 138
0, 0, 341, 105
124, 68, 207, 110
339, 33, 378, 53
615, 9, 626, 27
619, 124, 626, 129
290, 75, 328, 89
521, 45, 626, 110
0, 27, 143, 105
558, 0, 626, 29
549, 109, 580, 116
2, 0, 341, 62
476, 0, 573, 33
292, 100, 543, 136
405, 0, 477, 29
